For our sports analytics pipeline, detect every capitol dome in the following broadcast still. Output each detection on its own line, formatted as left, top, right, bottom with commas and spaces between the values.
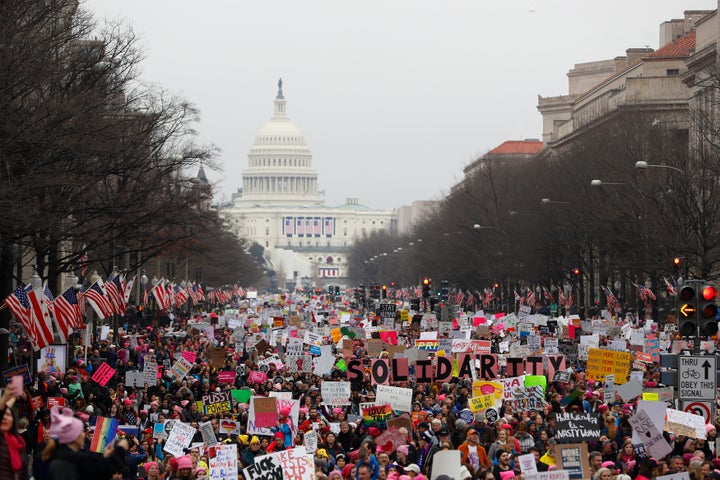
238, 79, 322, 208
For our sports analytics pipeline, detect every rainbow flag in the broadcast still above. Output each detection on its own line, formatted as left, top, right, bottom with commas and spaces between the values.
90, 417, 119, 453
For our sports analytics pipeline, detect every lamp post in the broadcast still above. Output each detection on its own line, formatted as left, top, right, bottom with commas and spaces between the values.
634, 161, 685, 175
85, 270, 102, 366
541, 198, 571, 205
590, 179, 625, 187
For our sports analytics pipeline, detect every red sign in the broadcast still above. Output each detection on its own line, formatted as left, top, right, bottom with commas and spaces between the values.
91, 362, 116, 387
30, 396, 44, 409
47, 397, 65, 408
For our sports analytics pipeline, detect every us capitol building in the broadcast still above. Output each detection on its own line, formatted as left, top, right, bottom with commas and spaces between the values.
220, 80, 396, 290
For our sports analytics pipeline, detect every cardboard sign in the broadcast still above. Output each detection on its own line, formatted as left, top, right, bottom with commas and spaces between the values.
199, 421, 218, 446
209, 444, 237, 480
557, 443, 590, 480
628, 409, 672, 459
555, 412, 602, 442
91, 362, 116, 387
209, 348, 226, 369
586, 348, 632, 384
164, 421, 196, 457
376, 385, 413, 412
252, 397, 278, 428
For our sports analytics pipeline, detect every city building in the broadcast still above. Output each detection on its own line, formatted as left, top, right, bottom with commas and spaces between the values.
220, 81, 396, 290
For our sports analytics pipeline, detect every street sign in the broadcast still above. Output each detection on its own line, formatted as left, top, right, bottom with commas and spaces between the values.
678, 355, 716, 400
682, 400, 713, 424
680, 304, 697, 317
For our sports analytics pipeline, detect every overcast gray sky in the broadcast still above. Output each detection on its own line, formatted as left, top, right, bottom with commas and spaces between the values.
82, 0, 718, 211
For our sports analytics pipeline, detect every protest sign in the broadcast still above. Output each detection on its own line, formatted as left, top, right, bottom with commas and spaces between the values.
164, 421, 196, 457
469, 394, 495, 413
245, 447, 313, 480
3, 365, 32, 385
209, 348, 226, 369
557, 443, 590, 480
47, 397, 65, 408
555, 412, 602, 442
285, 355, 312, 373
231, 388, 252, 405
430, 450, 461, 480
247, 370, 268, 384
91, 362, 116, 387
217, 371, 236, 384
518, 453, 539, 474
362, 404, 393, 426
182, 351, 197, 363
247, 397, 299, 437
376, 385, 413, 412
219, 419, 241, 436
30, 396, 44, 409
304, 430, 318, 453
586, 348, 632, 384
169, 357, 193, 381
526, 472, 571, 480
209, 444, 237, 480
252, 397, 278, 428
89, 417, 119, 453
124, 370, 145, 387
199, 421, 218, 446
321, 381, 351, 405
665, 408, 706, 439
37, 345, 66, 375
628, 410, 672, 459
202, 391, 232, 415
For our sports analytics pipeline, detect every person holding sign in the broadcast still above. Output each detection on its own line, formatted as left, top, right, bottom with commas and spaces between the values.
42, 406, 129, 480
0, 384, 28, 480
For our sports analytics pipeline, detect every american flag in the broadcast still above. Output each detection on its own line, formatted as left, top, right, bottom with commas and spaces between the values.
105, 273, 122, 315
284, 217, 294, 236
196, 285, 205, 301
84, 281, 114, 319
52, 287, 82, 331
186, 284, 198, 305
78, 248, 88, 277
4, 284, 40, 349
296, 217, 305, 236
142, 285, 148, 307
558, 289, 566, 306
313, 217, 322, 236
173, 284, 188, 307
165, 281, 174, 307
28, 286, 54, 349
664, 277, 678, 296
323, 217, 334, 237
634, 282, 656, 302
542, 287, 554, 303
526, 288, 537, 307
602, 286, 621, 313
305, 218, 312, 236
151, 280, 171, 310
513, 289, 521, 302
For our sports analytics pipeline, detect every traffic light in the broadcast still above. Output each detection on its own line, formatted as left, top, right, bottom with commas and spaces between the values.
422, 278, 431, 298
381, 284, 387, 299
334, 286, 340, 297
358, 284, 366, 304
572, 267, 581, 277
410, 298, 421, 311
677, 280, 718, 337
440, 280, 449, 302
673, 257, 682, 271
699, 284, 718, 336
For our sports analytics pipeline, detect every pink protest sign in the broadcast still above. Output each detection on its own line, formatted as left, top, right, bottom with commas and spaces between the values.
217, 371, 236, 384
91, 362, 116, 387
182, 351, 197, 363
491, 323, 505, 334
473, 316, 486, 326
252, 397, 277, 428
379, 331, 398, 345
247, 370, 268, 384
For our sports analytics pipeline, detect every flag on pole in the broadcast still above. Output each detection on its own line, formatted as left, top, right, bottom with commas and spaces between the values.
664, 277, 678, 296
78, 247, 88, 277
85, 281, 114, 319
151, 280, 171, 310
122, 274, 135, 309
104, 272, 122, 315
45, 284, 69, 343
4, 284, 41, 350
28, 286, 54, 349
52, 287, 83, 330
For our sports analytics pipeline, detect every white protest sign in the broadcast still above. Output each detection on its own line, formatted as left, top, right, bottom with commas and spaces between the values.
604, 375, 615, 404
164, 421, 196, 457
376, 385, 413, 412
665, 408, 706, 439
430, 450, 461, 480
169, 357, 193, 381
518, 453, 539, 474
209, 444, 237, 480
628, 410, 672, 459
199, 421, 218, 446
286, 337, 303, 355
321, 381, 351, 405
304, 430, 318, 454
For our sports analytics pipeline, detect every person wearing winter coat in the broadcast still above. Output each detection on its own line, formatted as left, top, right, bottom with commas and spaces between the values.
42, 406, 128, 480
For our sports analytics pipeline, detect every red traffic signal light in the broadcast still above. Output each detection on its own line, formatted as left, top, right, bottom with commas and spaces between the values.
702, 286, 717, 301
422, 278, 430, 286
572, 268, 580, 276
382, 285, 387, 291
673, 257, 682, 267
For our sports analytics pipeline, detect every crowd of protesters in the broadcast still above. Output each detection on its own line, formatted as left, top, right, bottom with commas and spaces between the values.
0, 292, 718, 480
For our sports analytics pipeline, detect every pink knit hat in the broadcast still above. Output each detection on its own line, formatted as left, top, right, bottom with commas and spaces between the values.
144, 462, 159, 473
50, 406, 84, 445
176, 456, 193, 470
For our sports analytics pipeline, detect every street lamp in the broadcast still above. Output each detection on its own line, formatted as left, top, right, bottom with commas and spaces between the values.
634, 160, 685, 175
590, 179, 625, 187
541, 198, 571, 205
65, 271, 79, 291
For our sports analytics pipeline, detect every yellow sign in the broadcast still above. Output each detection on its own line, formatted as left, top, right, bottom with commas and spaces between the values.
473, 380, 504, 403
400, 310, 409, 322
642, 392, 659, 401
586, 348, 633, 384
331, 328, 342, 343
469, 394, 495, 413
680, 304, 696, 317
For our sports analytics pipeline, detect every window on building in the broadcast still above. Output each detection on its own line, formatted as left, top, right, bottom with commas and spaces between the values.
326, 256, 333, 264
265, 241, 269, 247
265, 228, 269, 235
667, 69, 680, 76
337, 258, 342, 263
